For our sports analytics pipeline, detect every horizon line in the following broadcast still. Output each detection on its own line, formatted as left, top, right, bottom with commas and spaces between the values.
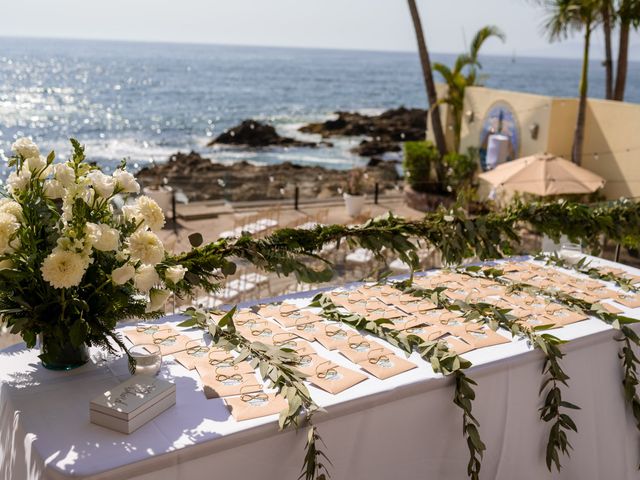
2, 33, 636, 63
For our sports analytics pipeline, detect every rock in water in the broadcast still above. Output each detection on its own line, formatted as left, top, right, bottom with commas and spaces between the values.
208, 120, 318, 148
299, 107, 427, 157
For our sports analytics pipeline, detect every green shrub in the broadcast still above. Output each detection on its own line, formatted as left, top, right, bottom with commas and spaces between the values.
403, 140, 439, 193
443, 151, 477, 191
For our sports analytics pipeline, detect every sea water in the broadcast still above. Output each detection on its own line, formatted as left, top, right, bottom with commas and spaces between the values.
0, 36, 638, 176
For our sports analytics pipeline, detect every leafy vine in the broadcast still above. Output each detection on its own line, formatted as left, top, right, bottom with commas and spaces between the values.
393, 278, 578, 472
178, 307, 330, 480
460, 263, 640, 468
309, 293, 485, 480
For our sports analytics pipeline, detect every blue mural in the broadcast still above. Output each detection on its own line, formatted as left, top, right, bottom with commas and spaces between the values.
479, 101, 521, 171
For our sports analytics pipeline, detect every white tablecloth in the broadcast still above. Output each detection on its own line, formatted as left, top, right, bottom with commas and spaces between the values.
2, 256, 640, 480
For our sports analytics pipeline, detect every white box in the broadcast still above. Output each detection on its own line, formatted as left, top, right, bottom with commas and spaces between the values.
90, 376, 176, 434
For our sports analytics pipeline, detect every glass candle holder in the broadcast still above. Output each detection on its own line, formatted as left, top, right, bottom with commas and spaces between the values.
129, 344, 162, 377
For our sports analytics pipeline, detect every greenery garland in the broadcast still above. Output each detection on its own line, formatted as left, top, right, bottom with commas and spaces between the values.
309, 293, 485, 480
177, 307, 331, 480
536, 252, 640, 293
170, 199, 640, 297
392, 278, 577, 472
458, 263, 640, 468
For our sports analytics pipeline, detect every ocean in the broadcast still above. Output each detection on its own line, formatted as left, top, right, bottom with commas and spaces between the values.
0, 36, 638, 177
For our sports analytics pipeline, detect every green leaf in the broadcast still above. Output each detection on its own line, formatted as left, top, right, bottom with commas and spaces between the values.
188, 232, 204, 247
69, 318, 88, 347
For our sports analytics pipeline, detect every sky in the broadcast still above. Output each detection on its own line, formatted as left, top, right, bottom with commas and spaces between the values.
2, 0, 639, 59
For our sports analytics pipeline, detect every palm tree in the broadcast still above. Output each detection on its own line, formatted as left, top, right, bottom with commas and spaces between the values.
542, 0, 600, 165
601, 0, 614, 99
613, 0, 640, 101
407, 0, 448, 163
433, 26, 505, 151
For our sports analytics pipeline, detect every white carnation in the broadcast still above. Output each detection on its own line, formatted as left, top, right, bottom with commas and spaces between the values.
87, 170, 115, 198
11, 138, 40, 159
6, 169, 31, 193
43, 179, 65, 199
26, 155, 46, 173
134, 264, 160, 292
40, 249, 89, 289
146, 288, 171, 312
111, 263, 135, 285
84, 222, 102, 248
53, 163, 76, 188
94, 224, 120, 251
135, 196, 165, 232
165, 265, 187, 284
0, 212, 20, 254
121, 204, 138, 223
0, 199, 23, 222
113, 169, 140, 194
128, 230, 165, 265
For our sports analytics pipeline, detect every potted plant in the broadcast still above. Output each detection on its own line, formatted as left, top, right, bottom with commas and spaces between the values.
343, 168, 366, 217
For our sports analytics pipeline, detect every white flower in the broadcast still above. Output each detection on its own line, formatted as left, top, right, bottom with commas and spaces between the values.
134, 264, 160, 292
94, 224, 120, 252
0, 199, 23, 222
87, 170, 115, 198
0, 212, 20, 254
53, 163, 76, 188
135, 196, 165, 232
146, 288, 171, 312
128, 230, 165, 265
444, 215, 455, 222
40, 249, 88, 289
26, 155, 46, 173
121, 204, 138, 223
84, 223, 102, 248
0, 259, 13, 270
113, 169, 140, 194
111, 264, 135, 285
165, 265, 187, 284
6, 169, 31, 193
11, 138, 39, 159
43, 179, 65, 199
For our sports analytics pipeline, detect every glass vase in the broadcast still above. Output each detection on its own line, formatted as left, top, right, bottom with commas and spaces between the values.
39, 333, 90, 371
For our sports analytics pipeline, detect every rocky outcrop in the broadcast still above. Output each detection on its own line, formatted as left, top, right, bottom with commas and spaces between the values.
136, 151, 399, 202
208, 120, 319, 148
299, 107, 427, 156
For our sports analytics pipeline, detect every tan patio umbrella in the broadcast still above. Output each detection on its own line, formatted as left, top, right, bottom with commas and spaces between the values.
478, 153, 605, 196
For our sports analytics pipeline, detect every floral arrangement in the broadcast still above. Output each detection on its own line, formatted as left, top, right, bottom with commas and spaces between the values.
0, 138, 193, 368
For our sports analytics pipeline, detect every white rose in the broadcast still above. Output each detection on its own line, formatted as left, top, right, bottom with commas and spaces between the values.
11, 138, 40, 159
113, 169, 140, 194
111, 263, 135, 285
6, 169, 31, 193
94, 224, 120, 252
134, 264, 160, 292
128, 230, 165, 265
146, 288, 171, 312
40, 249, 89, 289
0, 199, 23, 222
26, 155, 46, 173
43, 179, 65, 199
135, 195, 165, 232
53, 163, 76, 188
0, 212, 20, 254
87, 170, 115, 198
165, 265, 187, 284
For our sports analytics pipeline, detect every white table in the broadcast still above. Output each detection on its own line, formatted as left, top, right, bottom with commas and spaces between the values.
2, 256, 640, 480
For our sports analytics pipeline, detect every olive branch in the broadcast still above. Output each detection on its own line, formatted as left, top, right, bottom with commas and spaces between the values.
309, 293, 485, 480
178, 307, 331, 480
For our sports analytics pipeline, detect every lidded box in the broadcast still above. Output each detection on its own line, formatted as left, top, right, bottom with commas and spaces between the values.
90, 376, 176, 434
